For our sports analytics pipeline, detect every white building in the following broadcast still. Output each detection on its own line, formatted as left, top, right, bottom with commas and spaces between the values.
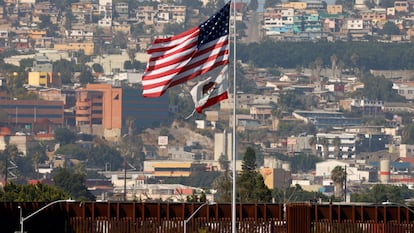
315, 160, 370, 184
346, 19, 364, 30
315, 133, 357, 159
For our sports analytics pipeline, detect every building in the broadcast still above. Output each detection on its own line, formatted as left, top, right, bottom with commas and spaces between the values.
143, 160, 206, 177
394, 1, 409, 12
76, 84, 122, 139
0, 99, 64, 130
326, 4, 343, 15
293, 110, 362, 129
315, 133, 357, 159
75, 84, 169, 140
315, 160, 372, 184
27, 55, 60, 88
54, 42, 94, 56
0, 135, 30, 155
250, 105, 272, 120
350, 99, 383, 116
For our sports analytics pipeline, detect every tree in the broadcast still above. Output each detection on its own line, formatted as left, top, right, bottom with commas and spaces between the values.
331, 166, 346, 200
53, 59, 73, 84
333, 137, 341, 159
91, 63, 104, 73
237, 147, 272, 203
248, 0, 259, 11
0, 144, 22, 183
212, 153, 232, 203
335, 0, 353, 10
181, 0, 203, 9
27, 142, 48, 175
381, 21, 401, 36
53, 168, 95, 201
264, 0, 282, 8
402, 123, 414, 144
78, 69, 95, 84
55, 144, 88, 160
278, 90, 304, 113
355, 73, 406, 102
273, 184, 328, 204
352, 184, 414, 204
314, 57, 323, 82
308, 136, 317, 155
330, 54, 337, 78
54, 128, 76, 145
0, 182, 69, 202
320, 137, 329, 159
242, 147, 256, 171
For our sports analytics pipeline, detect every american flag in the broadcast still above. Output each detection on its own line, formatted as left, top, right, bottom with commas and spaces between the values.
142, 2, 231, 98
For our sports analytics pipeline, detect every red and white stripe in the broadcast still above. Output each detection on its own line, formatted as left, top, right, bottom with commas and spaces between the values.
142, 27, 229, 97
191, 65, 229, 113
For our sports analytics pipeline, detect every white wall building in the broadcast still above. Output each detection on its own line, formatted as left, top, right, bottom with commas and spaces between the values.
315, 133, 357, 159
315, 160, 370, 184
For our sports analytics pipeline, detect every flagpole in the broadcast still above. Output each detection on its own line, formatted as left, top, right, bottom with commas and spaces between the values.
231, 1, 237, 233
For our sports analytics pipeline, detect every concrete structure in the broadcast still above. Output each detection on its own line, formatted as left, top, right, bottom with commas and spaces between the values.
214, 131, 232, 162
379, 159, 390, 183
0, 135, 30, 155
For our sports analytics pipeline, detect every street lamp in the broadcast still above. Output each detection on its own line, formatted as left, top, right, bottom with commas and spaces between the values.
18, 199, 75, 233
183, 201, 215, 233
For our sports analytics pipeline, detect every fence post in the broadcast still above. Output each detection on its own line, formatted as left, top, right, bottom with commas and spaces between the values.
287, 203, 311, 233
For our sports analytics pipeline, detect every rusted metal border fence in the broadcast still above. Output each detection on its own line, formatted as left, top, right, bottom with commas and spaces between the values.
2, 202, 414, 233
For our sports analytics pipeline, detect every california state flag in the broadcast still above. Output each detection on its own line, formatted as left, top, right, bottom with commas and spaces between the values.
190, 65, 229, 113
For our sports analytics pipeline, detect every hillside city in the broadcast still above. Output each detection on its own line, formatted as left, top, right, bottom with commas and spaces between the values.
2, 0, 414, 203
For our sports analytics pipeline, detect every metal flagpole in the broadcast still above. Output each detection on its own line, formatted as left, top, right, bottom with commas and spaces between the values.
231, 0, 237, 232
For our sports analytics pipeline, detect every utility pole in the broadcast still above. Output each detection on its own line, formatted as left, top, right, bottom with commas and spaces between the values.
344, 165, 347, 202
124, 156, 127, 201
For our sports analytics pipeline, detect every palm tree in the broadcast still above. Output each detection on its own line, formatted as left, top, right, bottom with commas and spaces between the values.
333, 136, 341, 159
331, 166, 346, 200
330, 54, 337, 78
308, 136, 317, 155
320, 137, 329, 159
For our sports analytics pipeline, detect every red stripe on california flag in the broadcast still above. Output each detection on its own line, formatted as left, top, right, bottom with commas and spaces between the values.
195, 92, 228, 113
